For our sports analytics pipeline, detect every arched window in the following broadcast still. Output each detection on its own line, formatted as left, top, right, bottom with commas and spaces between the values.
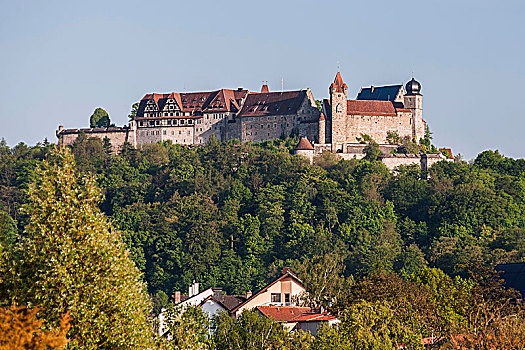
336, 103, 342, 113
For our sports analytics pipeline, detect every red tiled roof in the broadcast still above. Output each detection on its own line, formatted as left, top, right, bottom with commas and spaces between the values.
330, 72, 348, 93
290, 312, 336, 322
439, 148, 454, 159
295, 137, 314, 150
138, 89, 249, 117
261, 84, 269, 93
347, 100, 397, 116
257, 306, 311, 322
237, 90, 306, 117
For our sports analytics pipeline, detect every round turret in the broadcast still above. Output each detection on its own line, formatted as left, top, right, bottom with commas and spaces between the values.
405, 77, 421, 95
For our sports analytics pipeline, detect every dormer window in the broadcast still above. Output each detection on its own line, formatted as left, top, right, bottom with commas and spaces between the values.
271, 293, 281, 303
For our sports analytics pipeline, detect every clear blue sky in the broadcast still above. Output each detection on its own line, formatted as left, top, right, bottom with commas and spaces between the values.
1, 0, 524, 160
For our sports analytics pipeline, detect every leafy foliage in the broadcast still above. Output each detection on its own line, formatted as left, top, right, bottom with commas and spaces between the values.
89, 107, 110, 128
5, 147, 153, 349
0, 304, 70, 350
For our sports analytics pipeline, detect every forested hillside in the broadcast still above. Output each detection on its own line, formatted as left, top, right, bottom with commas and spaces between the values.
1, 136, 524, 298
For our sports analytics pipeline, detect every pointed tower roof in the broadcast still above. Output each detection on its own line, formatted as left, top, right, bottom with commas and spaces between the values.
261, 84, 269, 93
330, 72, 348, 93
295, 137, 314, 151
319, 112, 325, 121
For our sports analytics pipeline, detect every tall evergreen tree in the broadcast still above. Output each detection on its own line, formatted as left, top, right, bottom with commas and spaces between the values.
13, 147, 153, 349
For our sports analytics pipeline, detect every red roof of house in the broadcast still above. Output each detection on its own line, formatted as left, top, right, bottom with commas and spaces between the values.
261, 84, 269, 93
295, 137, 314, 150
346, 100, 397, 116
439, 148, 454, 159
237, 90, 306, 117
257, 306, 312, 322
290, 312, 337, 322
330, 72, 348, 93
319, 112, 325, 121
138, 89, 249, 117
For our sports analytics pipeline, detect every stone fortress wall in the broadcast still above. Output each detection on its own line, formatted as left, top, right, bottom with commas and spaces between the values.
56, 123, 136, 153
56, 72, 451, 171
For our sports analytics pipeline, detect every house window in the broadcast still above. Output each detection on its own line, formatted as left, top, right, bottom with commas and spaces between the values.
284, 293, 290, 303
271, 293, 281, 303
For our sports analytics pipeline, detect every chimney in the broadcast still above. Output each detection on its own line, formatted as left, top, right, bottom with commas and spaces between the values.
194, 282, 199, 296
173, 291, 181, 303
246, 291, 252, 299
213, 287, 223, 302
58, 125, 64, 132
237, 87, 243, 91
188, 281, 199, 297
371, 85, 375, 93
282, 267, 292, 275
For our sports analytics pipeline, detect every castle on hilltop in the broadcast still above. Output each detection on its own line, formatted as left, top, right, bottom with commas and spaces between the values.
56, 72, 448, 169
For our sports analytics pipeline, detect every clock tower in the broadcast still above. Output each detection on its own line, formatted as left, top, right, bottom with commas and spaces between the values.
329, 72, 348, 151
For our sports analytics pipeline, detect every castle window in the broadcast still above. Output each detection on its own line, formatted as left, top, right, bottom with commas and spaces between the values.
163, 130, 166, 135
146, 131, 149, 135
336, 104, 342, 113
164, 113, 168, 116
179, 131, 182, 135
172, 131, 174, 135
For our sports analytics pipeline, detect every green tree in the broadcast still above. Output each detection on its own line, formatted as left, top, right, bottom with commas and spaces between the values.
295, 254, 350, 308
162, 305, 211, 350
128, 102, 139, 120
90, 107, 110, 128
213, 309, 292, 350
316, 300, 424, 349
363, 142, 381, 161
10, 147, 153, 349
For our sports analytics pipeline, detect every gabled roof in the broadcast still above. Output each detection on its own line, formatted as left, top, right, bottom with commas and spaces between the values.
357, 85, 403, 102
200, 295, 247, 311
257, 306, 311, 322
138, 89, 249, 117
347, 100, 397, 116
230, 271, 303, 313
295, 137, 314, 151
237, 90, 306, 117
